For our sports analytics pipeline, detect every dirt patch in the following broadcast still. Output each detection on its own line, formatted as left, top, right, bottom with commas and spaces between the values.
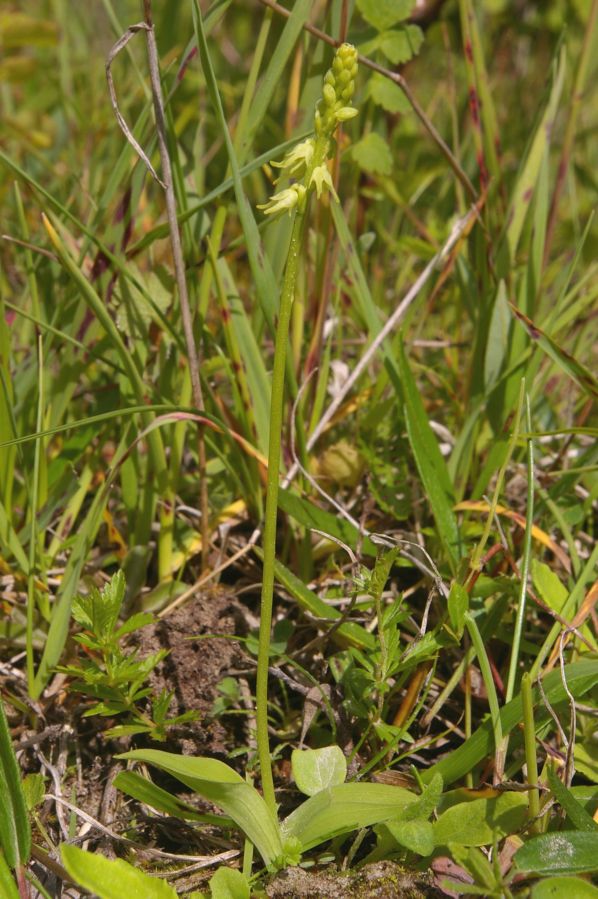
136, 588, 247, 755
266, 861, 443, 898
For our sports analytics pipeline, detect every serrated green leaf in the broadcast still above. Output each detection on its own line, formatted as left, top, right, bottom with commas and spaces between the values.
351, 132, 393, 176
72, 571, 125, 640
366, 73, 411, 113
61, 845, 178, 899
356, 0, 415, 31
378, 26, 424, 65
292, 746, 347, 797
114, 612, 154, 639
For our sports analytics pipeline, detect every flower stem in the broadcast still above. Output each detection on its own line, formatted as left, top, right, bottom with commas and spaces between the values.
256, 210, 306, 813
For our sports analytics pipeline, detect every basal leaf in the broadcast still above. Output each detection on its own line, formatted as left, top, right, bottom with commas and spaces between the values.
117, 749, 283, 867
283, 782, 417, 850
61, 845, 177, 899
113, 771, 230, 825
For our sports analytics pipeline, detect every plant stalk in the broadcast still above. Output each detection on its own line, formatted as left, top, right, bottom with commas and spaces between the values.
521, 672, 540, 831
256, 211, 306, 813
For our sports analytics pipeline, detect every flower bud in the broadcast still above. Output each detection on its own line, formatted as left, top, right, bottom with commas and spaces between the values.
334, 106, 358, 123
322, 83, 337, 107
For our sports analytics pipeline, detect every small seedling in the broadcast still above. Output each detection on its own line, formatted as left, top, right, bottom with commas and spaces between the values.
59, 570, 198, 741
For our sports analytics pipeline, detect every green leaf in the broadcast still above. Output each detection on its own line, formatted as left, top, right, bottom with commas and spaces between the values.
277, 488, 378, 557
114, 612, 154, 639
351, 133, 393, 176
283, 781, 417, 850
386, 818, 435, 856
397, 340, 460, 566
449, 844, 496, 891
547, 769, 598, 832
503, 47, 566, 261
484, 281, 510, 390
423, 660, 598, 786
356, 0, 415, 31
209, 866, 250, 899
0, 854, 20, 899
72, 570, 125, 641
21, 774, 45, 812
0, 698, 31, 868
366, 73, 411, 114
117, 750, 283, 867
433, 793, 527, 847
378, 26, 424, 65
575, 740, 598, 785
515, 832, 598, 876
532, 560, 568, 614
113, 771, 230, 825
268, 556, 376, 651
510, 303, 598, 401
531, 876, 598, 898
61, 845, 178, 899
448, 583, 468, 638
292, 746, 347, 797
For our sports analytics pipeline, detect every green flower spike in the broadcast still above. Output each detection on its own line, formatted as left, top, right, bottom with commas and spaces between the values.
259, 42, 358, 216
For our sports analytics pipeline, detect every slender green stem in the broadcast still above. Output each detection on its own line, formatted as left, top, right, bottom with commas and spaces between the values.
521, 672, 540, 830
465, 612, 503, 781
256, 212, 306, 812
505, 395, 534, 703
27, 335, 44, 694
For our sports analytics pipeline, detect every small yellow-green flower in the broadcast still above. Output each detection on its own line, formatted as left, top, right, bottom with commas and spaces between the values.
257, 183, 306, 217
271, 138, 315, 179
310, 164, 338, 202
